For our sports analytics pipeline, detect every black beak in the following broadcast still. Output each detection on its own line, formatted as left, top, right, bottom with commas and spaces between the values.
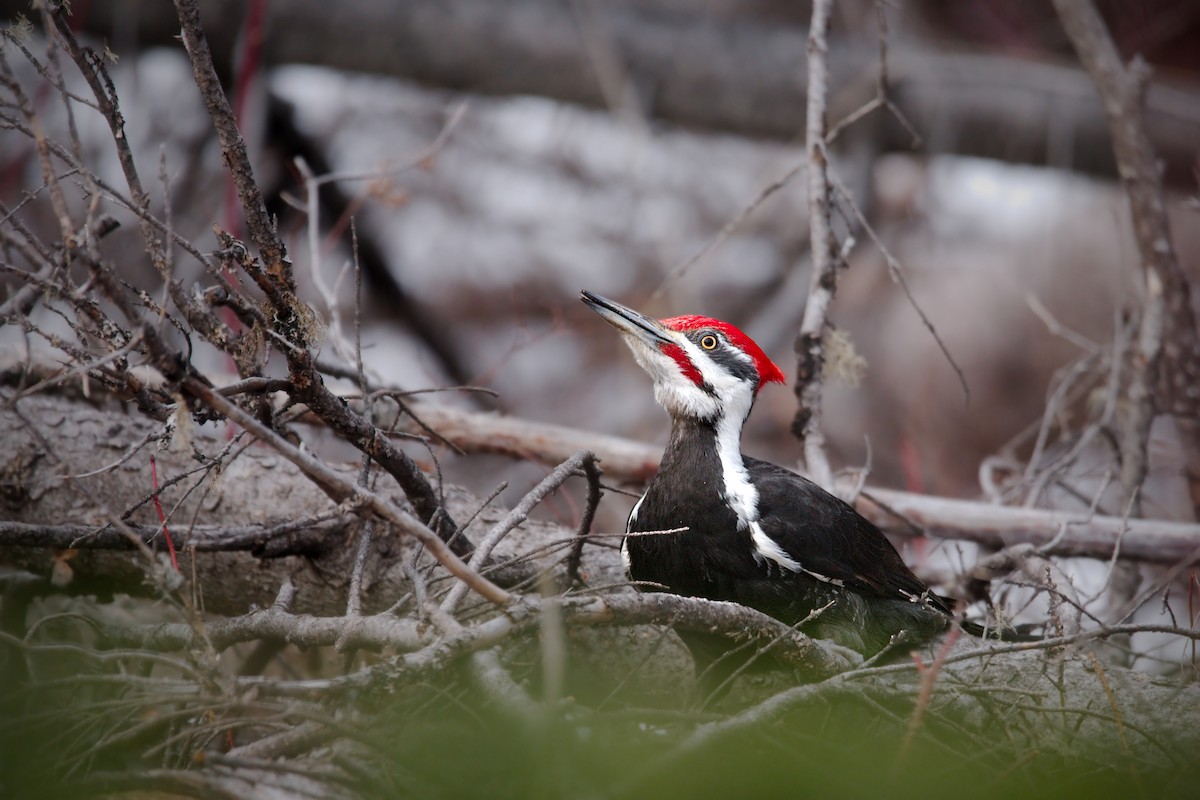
580, 290, 672, 347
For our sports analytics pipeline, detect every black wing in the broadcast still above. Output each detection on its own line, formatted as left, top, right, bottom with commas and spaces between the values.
746, 457, 951, 613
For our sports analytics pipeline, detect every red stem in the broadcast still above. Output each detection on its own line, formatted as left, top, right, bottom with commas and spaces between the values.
149, 454, 180, 571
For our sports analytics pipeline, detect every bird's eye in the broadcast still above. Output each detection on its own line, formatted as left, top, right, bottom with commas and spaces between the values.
699, 334, 718, 350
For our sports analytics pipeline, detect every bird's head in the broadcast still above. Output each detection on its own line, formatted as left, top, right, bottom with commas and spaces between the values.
581, 290, 785, 423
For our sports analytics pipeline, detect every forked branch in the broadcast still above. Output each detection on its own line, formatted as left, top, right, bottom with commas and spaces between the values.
1053, 0, 1200, 512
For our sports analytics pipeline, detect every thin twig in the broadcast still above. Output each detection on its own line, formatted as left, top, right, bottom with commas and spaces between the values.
827, 167, 969, 402
826, 1, 921, 148
173, 0, 291, 292
345, 225, 374, 619
564, 452, 603, 587
899, 623, 960, 759
701, 600, 835, 709
652, 160, 807, 298
46, 6, 235, 350
148, 455, 180, 571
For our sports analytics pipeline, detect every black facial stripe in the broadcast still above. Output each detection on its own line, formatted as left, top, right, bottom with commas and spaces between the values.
686, 330, 759, 385
711, 347, 758, 383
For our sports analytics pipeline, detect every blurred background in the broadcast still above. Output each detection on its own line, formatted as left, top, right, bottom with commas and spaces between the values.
2, 0, 1199, 526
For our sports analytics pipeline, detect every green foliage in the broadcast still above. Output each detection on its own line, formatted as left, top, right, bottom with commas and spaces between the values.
2, 623, 1197, 799
354, 676, 1194, 800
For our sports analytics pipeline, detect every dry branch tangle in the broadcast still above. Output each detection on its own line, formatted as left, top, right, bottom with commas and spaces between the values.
99, 593, 856, 681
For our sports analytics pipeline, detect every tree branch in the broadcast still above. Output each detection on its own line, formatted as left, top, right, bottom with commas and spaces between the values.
1054, 0, 1200, 487
100, 592, 857, 680
791, 0, 837, 491
172, 0, 292, 292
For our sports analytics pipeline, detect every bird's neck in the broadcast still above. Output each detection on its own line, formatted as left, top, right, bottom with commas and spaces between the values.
660, 413, 757, 528
660, 415, 738, 465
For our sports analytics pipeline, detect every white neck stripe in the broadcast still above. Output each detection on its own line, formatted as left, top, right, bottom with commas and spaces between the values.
714, 406, 757, 529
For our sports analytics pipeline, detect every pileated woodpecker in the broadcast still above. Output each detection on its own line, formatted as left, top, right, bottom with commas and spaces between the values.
581, 290, 985, 661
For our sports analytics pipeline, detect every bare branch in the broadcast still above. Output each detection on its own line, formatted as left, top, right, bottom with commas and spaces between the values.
565, 452, 603, 587
1054, 0, 1200, 510
44, 5, 237, 350
172, 0, 292, 292
102, 591, 857, 679
791, 0, 838, 490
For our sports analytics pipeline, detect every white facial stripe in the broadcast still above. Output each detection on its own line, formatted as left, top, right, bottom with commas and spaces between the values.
698, 334, 760, 531
678, 334, 739, 382
684, 335, 756, 418
698, 340, 790, 574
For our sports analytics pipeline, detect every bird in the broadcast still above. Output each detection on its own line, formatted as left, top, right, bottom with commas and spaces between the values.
580, 289, 998, 670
